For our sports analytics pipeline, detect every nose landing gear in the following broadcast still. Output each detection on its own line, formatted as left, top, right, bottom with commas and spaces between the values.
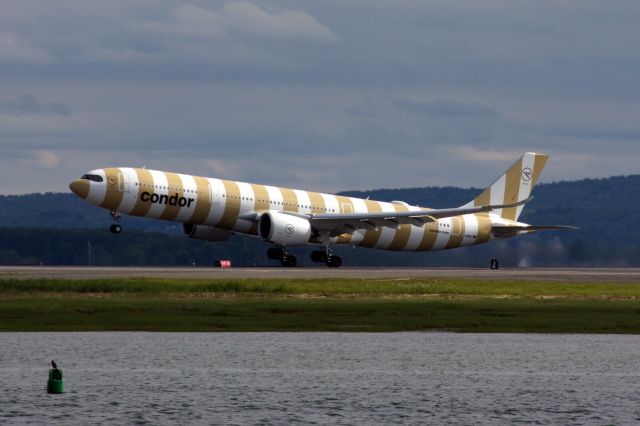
267, 247, 297, 267
109, 210, 122, 234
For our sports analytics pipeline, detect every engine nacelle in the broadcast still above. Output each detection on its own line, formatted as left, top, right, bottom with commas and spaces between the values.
183, 224, 234, 242
258, 211, 312, 246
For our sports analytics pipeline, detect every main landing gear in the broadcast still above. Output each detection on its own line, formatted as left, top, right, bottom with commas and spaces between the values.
109, 210, 122, 234
310, 248, 342, 268
267, 247, 297, 267
267, 246, 342, 268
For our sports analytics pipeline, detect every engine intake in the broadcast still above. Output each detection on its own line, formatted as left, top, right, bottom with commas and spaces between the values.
258, 211, 312, 246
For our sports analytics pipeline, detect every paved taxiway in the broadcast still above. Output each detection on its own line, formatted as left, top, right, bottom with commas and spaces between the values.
1, 267, 640, 282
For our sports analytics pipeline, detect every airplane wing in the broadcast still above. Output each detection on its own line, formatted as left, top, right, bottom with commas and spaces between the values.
275, 197, 532, 237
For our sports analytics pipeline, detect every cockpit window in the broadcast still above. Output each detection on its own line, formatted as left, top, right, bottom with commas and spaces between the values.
81, 174, 103, 182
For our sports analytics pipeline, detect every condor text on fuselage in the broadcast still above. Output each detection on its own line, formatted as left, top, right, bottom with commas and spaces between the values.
140, 191, 195, 208
69, 152, 574, 267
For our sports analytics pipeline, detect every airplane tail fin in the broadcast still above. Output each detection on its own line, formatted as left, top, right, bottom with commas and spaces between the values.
463, 152, 549, 221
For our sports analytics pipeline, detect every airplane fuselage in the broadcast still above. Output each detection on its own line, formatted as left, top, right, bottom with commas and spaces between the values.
69, 167, 519, 252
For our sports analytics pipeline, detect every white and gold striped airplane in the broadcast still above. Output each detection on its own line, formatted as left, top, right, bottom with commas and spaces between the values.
69, 152, 573, 267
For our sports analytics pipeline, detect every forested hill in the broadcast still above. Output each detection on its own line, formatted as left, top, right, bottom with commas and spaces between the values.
0, 175, 638, 266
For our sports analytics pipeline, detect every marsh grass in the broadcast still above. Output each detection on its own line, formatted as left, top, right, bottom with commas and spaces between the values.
2, 278, 640, 332
2, 297, 640, 333
1, 278, 640, 298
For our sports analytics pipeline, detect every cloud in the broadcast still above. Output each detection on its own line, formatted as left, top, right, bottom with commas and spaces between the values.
143, 2, 336, 44
222, 1, 337, 43
347, 100, 380, 118
117, 2, 336, 66
392, 98, 501, 118
445, 145, 527, 162
0, 32, 51, 64
33, 150, 60, 169
0, 94, 70, 116
519, 122, 640, 142
0, 1, 337, 72
1, 1, 640, 195
203, 158, 237, 178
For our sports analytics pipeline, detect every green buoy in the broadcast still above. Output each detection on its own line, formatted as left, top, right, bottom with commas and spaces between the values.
47, 360, 64, 394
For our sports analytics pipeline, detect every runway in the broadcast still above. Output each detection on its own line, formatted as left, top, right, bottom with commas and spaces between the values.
1, 266, 640, 282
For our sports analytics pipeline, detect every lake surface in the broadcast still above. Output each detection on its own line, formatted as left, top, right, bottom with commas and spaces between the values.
1, 333, 639, 425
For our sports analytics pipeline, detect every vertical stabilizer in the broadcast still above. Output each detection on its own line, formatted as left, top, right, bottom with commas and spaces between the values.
463, 152, 548, 221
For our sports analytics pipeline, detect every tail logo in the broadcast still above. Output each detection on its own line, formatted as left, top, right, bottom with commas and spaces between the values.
521, 168, 533, 182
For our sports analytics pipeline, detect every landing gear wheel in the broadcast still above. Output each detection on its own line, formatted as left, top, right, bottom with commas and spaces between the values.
110, 224, 122, 234
326, 255, 342, 268
281, 255, 297, 267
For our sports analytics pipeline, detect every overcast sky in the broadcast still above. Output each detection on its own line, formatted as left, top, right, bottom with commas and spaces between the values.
1, 0, 639, 194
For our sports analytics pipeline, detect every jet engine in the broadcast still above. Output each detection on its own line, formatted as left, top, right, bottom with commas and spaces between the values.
183, 224, 234, 241
258, 211, 312, 246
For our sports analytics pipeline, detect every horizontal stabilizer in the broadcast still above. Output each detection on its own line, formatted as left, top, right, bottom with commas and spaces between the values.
492, 225, 578, 238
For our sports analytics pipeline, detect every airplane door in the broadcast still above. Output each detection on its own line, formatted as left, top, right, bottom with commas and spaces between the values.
117, 172, 125, 193
119, 172, 133, 194
451, 217, 462, 237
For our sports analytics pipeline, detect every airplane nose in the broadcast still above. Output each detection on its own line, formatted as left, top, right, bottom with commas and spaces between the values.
69, 179, 90, 199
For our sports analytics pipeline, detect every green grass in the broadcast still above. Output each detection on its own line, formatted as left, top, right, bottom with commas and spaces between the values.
1, 297, 639, 333
2, 277, 640, 298
1, 278, 640, 332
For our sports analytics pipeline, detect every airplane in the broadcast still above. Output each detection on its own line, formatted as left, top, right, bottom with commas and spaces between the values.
69, 152, 574, 267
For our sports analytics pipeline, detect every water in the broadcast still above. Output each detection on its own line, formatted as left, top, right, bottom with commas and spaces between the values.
1, 333, 639, 425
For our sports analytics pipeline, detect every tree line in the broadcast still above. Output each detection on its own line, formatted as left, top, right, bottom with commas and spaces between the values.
0, 227, 637, 267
